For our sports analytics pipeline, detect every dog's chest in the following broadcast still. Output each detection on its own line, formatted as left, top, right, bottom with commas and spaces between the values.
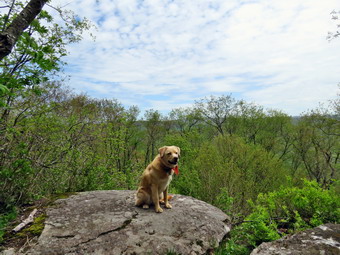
159, 174, 173, 192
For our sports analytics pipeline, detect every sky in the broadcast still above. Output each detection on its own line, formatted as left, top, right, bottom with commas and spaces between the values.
49, 0, 340, 116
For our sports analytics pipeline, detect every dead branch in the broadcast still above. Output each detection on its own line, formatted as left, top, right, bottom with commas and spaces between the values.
12, 208, 38, 232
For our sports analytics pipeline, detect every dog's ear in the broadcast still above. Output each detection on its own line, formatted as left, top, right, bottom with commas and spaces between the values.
158, 146, 167, 158
176, 146, 181, 158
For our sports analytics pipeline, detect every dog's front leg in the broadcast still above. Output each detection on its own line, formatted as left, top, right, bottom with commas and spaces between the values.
151, 184, 163, 213
163, 187, 172, 209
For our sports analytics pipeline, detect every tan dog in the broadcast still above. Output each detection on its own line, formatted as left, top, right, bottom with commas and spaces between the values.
135, 146, 180, 213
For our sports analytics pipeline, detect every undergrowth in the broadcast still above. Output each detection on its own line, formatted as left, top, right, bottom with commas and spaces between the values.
217, 179, 340, 255
0, 208, 17, 244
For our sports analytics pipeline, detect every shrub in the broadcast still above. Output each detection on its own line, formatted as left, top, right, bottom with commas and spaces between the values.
224, 179, 340, 254
0, 208, 17, 244
196, 135, 289, 215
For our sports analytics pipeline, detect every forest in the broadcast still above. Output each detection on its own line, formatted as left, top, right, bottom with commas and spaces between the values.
0, 1, 339, 254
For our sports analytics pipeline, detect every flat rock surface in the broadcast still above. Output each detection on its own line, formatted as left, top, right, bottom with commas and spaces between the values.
251, 223, 340, 255
9, 190, 230, 255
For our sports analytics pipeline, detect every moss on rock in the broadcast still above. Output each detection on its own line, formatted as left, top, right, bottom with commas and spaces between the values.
1, 192, 77, 250
17, 213, 47, 237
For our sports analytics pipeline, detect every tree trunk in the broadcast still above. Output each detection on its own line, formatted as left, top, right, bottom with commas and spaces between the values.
0, 0, 48, 61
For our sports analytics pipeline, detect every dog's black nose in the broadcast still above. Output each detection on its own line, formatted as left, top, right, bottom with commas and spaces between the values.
173, 157, 178, 163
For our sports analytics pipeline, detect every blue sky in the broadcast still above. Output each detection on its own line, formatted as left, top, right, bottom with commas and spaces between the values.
50, 0, 340, 116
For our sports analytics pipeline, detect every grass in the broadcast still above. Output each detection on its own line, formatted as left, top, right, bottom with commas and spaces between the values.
0, 208, 17, 244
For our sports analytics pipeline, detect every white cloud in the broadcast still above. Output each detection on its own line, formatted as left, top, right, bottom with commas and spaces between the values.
49, 0, 340, 115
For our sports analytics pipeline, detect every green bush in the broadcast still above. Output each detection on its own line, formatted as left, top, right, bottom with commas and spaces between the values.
251, 179, 340, 230
0, 208, 17, 244
164, 131, 203, 198
196, 135, 289, 215
165, 134, 290, 217
223, 179, 340, 254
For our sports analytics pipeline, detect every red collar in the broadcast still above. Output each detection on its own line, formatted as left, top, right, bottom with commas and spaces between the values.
173, 165, 179, 175
164, 165, 179, 175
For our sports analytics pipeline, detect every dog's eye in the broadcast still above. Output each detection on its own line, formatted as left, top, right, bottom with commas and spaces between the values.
167, 152, 172, 155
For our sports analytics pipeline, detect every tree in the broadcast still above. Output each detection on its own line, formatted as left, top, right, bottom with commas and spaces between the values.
230, 100, 266, 144
0, 0, 48, 61
293, 101, 339, 187
0, 0, 91, 128
194, 135, 288, 215
0, 0, 92, 108
0, 0, 92, 209
169, 107, 201, 135
195, 95, 237, 136
327, 10, 340, 41
143, 109, 164, 165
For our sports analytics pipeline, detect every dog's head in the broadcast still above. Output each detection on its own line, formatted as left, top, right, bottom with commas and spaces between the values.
159, 146, 181, 167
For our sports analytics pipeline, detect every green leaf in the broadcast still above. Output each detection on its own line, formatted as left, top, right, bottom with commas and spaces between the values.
0, 84, 10, 94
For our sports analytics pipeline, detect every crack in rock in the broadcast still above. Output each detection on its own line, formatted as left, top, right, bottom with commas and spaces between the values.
74, 212, 138, 248
52, 234, 75, 239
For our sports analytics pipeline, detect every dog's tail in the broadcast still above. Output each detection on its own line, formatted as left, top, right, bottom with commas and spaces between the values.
159, 195, 173, 204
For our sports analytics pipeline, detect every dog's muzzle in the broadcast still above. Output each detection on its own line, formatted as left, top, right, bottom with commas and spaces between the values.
169, 157, 178, 164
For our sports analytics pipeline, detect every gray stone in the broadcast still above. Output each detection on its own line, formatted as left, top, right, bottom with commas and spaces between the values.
9, 190, 231, 255
251, 223, 340, 255
1, 248, 16, 255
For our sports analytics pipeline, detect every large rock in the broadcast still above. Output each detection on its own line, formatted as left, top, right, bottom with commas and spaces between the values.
13, 190, 230, 255
251, 223, 340, 255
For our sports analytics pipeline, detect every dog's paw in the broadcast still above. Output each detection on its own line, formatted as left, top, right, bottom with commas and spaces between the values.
142, 204, 149, 209
155, 207, 163, 213
165, 203, 172, 209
